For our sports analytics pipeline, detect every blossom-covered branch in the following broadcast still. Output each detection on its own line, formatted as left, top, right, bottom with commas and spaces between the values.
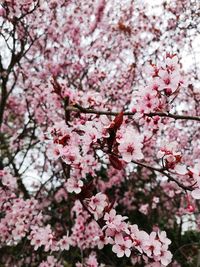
1, 0, 200, 266
65, 104, 200, 122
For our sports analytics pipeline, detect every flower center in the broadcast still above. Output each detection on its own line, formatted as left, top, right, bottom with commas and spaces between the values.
127, 145, 134, 154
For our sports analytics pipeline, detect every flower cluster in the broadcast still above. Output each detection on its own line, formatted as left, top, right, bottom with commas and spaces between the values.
0, 197, 41, 246
102, 209, 172, 266
135, 55, 184, 117
48, 112, 144, 193
157, 141, 187, 174
77, 192, 172, 266
0, 169, 17, 191
29, 225, 58, 252
87, 192, 108, 220
76, 252, 104, 267
189, 160, 200, 199
39, 256, 63, 267
1, 1, 199, 265
70, 200, 103, 249
29, 225, 72, 252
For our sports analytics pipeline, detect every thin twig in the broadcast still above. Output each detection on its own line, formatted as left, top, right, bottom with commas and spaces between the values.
131, 160, 193, 191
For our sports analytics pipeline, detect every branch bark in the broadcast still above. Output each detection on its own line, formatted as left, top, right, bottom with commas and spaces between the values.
65, 104, 200, 122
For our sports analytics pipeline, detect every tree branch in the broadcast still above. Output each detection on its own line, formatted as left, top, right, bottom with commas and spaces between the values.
131, 160, 193, 191
65, 104, 200, 122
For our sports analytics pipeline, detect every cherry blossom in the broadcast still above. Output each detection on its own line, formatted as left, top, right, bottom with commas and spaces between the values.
58, 234, 71, 251
0, 0, 200, 266
112, 236, 132, 257
87, 192, 108, 220
158, 69, 180, 95
65, 178, 84, 194
118, 126, 144, 162
157, 141, 187, 175
189, 160, 200, 199
0, 169, 17, 190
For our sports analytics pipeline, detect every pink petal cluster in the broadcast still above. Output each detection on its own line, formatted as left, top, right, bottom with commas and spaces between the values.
0, 197, 41, 246
102, 209, 172, 266
39, 256, 63, 267
118, 126, 144, 162
70, 200, 103, 250
76, 252, 104, 267
66, 178, 84, 194
0, 169, 17, 191
87, 192, 108, 220
189, 160, 200, 199
1, 1, 199, 265
134, 55, 185, 117
157, 141, 187, 174
29, 225, 59, 252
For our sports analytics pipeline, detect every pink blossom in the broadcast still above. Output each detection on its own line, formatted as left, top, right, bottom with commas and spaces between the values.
156, 249, 173, 266
118, 127, 144, 162
0, 170, 17, 190
104, 209, 129, 234
143, 232, 162, 257
39, 256, 62, 267
66, 178, 84, 194
158, 142, 187, 175
87, 192, 108, 220
189, 160, 200, 199
164, 55, 180, 72
158, 231, 171, 247
29, 225, 58, 252
158, 69, 180, 95
86, 252, 99, 267
60, 146, 81, 165
58, 234, 71, 251
112, 235, 132, 257
139, 204, 149, 215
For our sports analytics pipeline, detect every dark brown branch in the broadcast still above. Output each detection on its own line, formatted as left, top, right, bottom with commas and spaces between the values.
148, 112, 200, 122
11, 162, 29, 198
131, 160, 193, 191
65, 105, 200, 122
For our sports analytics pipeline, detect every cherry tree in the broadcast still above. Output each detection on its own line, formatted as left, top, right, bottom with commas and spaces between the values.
0, 0, 200, 266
